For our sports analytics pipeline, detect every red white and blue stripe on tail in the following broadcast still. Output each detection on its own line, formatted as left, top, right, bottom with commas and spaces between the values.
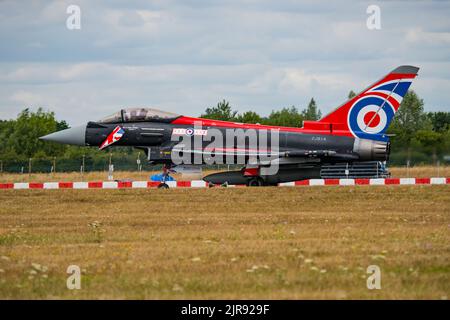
320, 66, 419, 141
99, 126, 125, 150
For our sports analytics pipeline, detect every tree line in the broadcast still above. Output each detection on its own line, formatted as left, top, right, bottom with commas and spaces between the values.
0, 90, 449, 172
201, 98, 322, 126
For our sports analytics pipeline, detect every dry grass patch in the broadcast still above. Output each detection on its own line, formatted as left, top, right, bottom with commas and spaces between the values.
0, 186, 449, 299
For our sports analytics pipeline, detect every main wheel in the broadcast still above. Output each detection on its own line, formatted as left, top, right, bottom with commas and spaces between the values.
157, 183, 169, 189
246, 177, 264, 187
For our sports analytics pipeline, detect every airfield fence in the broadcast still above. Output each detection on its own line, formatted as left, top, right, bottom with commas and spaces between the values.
320, 162, 390, 179
0, 156, 243, 174
0, 155, 447, 175
0, 156, 146, 174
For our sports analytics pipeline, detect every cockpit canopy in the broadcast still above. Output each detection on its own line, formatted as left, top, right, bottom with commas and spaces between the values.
98, 108, 180, 124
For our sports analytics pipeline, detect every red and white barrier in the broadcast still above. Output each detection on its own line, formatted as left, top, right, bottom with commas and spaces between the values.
0, 177, 448, 190
278, 177, 449, 186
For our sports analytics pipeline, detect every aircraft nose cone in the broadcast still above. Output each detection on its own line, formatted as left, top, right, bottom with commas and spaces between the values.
40, 124, 87, 146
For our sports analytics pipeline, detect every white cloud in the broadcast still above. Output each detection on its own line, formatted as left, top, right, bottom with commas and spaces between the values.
406, 28, 450, 45
0, 0, 449, 124
10, 90, 46, 106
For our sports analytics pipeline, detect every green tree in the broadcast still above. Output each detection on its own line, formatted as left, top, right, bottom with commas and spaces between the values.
0, 120, 16, 157
388, 91, 427, 146
57, 120, 70, 131
441, 128, 450, 157
9, 108, 67, 158
414, 129, 444, 164
388, 90, 430, 163
301, 98, 322, 120
426, 111, 450, 132
264, 106, 304, 127
348, 90, 357, 99
201, 99, 238, 121
236, 111, 262, 124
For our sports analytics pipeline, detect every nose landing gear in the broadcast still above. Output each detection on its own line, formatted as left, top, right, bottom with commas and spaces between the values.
157, 164, 173, 189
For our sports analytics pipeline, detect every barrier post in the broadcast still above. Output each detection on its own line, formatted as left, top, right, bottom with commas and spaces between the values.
406, 160, 410, 178
28, 158, 32, 177
437, 160, 440, 177
108, 152, 113, 181
137, 152, 141, 171
81, 154, 85, 179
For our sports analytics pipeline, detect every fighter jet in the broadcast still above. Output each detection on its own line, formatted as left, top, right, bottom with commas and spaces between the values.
40, 66, 419, 187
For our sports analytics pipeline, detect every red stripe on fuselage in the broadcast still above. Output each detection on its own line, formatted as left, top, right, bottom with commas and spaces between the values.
171, 116, 353, 137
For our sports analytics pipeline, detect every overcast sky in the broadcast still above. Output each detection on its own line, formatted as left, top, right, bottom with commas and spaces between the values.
1, 0, 449, 125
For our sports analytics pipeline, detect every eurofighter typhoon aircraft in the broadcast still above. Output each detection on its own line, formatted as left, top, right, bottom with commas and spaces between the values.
41, 66, 419, 187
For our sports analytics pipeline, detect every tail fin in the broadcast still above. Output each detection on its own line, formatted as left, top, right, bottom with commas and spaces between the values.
320, 65, 419, 141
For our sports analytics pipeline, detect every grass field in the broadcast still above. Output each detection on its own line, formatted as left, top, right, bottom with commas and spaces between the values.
0, 165, 449, 183
0, 185, 449, 299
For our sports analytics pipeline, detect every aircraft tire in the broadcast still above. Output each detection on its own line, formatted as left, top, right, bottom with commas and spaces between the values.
157, 183, 169, 189
246, 177, 264, 187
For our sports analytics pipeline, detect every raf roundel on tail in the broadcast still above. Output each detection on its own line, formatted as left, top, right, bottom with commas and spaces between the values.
348, 94, 396, 140
320, 65, 419, 141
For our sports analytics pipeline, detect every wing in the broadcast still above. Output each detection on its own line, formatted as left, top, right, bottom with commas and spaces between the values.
171, 147, 359, 164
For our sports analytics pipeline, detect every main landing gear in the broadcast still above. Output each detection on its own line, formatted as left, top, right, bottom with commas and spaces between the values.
243, 167, 266, 187
246, 176, 265, 187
